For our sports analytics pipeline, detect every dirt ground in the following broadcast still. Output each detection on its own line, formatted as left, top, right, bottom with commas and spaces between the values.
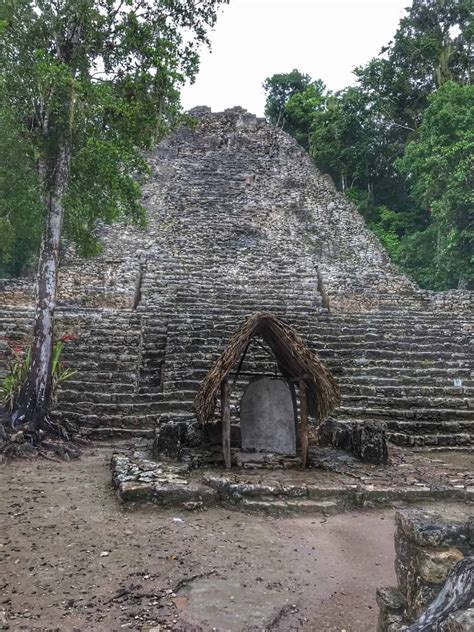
0, 445, 469, 632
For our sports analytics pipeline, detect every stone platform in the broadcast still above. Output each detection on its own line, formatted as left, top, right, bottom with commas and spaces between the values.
112, 445, 474, 515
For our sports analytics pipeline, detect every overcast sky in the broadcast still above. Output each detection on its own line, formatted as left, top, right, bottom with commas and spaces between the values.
181, 0, 410, 116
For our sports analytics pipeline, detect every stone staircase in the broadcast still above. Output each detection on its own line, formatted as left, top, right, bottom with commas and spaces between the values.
147, 303, 474, 448
0, 307, 162, 436
1, 300, 472, 448
0, 108, 472, 449
56, 311, 166, 435
309, 312, 473, 447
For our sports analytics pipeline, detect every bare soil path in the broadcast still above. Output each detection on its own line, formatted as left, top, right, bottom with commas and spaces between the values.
0, 445, 467, 631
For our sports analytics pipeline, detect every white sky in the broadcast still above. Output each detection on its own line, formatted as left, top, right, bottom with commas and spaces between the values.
181, 0, 410, 116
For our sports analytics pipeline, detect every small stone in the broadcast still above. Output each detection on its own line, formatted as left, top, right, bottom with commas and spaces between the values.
99, 551, 110, 557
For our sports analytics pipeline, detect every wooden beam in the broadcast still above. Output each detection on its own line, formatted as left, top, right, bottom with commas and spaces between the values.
221, 379, 231, 469
299, 380, 309, 469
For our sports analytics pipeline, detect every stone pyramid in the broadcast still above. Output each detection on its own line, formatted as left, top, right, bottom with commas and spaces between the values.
1, 107, 472, 448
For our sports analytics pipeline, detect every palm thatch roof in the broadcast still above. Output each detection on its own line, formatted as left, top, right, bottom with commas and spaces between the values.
194, 312, 340, 423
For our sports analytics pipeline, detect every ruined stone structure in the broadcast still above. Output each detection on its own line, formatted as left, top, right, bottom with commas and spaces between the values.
0, 107, 472, 449
377, 509, 473, 631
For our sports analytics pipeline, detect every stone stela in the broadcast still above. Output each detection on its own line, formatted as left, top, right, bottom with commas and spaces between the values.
240, 377, 297, 455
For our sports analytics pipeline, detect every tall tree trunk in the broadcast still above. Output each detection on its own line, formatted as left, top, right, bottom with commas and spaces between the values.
11, 143, 70, 437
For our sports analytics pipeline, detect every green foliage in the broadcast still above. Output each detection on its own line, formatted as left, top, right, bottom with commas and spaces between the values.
1, 335, 76, 411
64, 137, 148, 257
0, 96, 42, 275
282, 81, 326, 150
263, 69, 313, 127
397, 81, 474, 288
368, 206, 409, 263
0, 341, 31, 412
355, 0, 472, 131
398, 227, 440, 289
310, 87, 382, 195
263, 0, 472, 291
0, 0, 228, 270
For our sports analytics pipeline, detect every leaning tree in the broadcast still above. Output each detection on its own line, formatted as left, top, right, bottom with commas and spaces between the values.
0, 0, 228, 439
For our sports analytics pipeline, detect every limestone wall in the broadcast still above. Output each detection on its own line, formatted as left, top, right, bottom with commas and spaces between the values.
377, 509, 473, 630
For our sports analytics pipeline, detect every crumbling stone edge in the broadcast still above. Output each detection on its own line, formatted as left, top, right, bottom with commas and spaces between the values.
376, 509, 474, 631
111, 454, 474, 515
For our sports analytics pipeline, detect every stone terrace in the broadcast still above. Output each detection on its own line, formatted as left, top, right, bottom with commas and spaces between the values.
0, 107, 472, 448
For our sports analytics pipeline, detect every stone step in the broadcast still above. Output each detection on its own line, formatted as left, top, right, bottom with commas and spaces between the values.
161, 338, 471, 357
340, 384, 474, 397
168, 349, 471, 367
63, 371, 138, 383
62, 341, 142, 351
80, 427, 155, 439
62, 351, 140, 362
334, 366, 472, 377
58, 390, 163, 404
65, 360, 138, 372
58, 400, 163, 414
163, 314, 472, 329
385, 419, 474, 433
235, 497, 344, 515
164, 310, 471, 325
340, 395, 472, 410
64, 380, 137, 393
55, 411, 159, 427
335, 406, 473, 421
338, 375, 473, 387
167, 324, 474, 338
387, 432, 473, 447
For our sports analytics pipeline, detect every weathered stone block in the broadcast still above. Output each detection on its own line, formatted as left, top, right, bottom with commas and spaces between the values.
153, 418, 204, 459
119, 480, 155, 502
152, 481, 218, 507
352, 421, 388, 464
376, 587, 406, 613
240, 377, 297, 455
396, 510, 472, 551
376, 587, 406, 631
378, 510, 474, 631
418, 547, 464, 584
320, 418, 388, 464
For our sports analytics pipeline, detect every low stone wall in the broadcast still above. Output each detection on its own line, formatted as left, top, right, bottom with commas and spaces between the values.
319, 418, 389, 465
377, 509, 474, 631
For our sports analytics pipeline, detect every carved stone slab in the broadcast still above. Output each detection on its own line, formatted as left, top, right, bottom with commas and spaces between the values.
240, 377, 297, 455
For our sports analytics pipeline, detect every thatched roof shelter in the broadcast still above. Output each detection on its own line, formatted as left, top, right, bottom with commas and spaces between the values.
194, 311, 341, 424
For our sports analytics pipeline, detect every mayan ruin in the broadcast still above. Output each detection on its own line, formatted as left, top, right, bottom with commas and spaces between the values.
2, 106, 472, 447
1, 1, 472, 630
2, 104, 473, 630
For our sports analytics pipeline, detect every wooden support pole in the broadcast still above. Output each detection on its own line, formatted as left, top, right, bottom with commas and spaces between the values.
299, 380, 309, 469
221, 379, 231, 469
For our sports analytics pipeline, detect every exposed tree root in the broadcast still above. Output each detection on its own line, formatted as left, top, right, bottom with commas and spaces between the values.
0, 410, 86, 461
